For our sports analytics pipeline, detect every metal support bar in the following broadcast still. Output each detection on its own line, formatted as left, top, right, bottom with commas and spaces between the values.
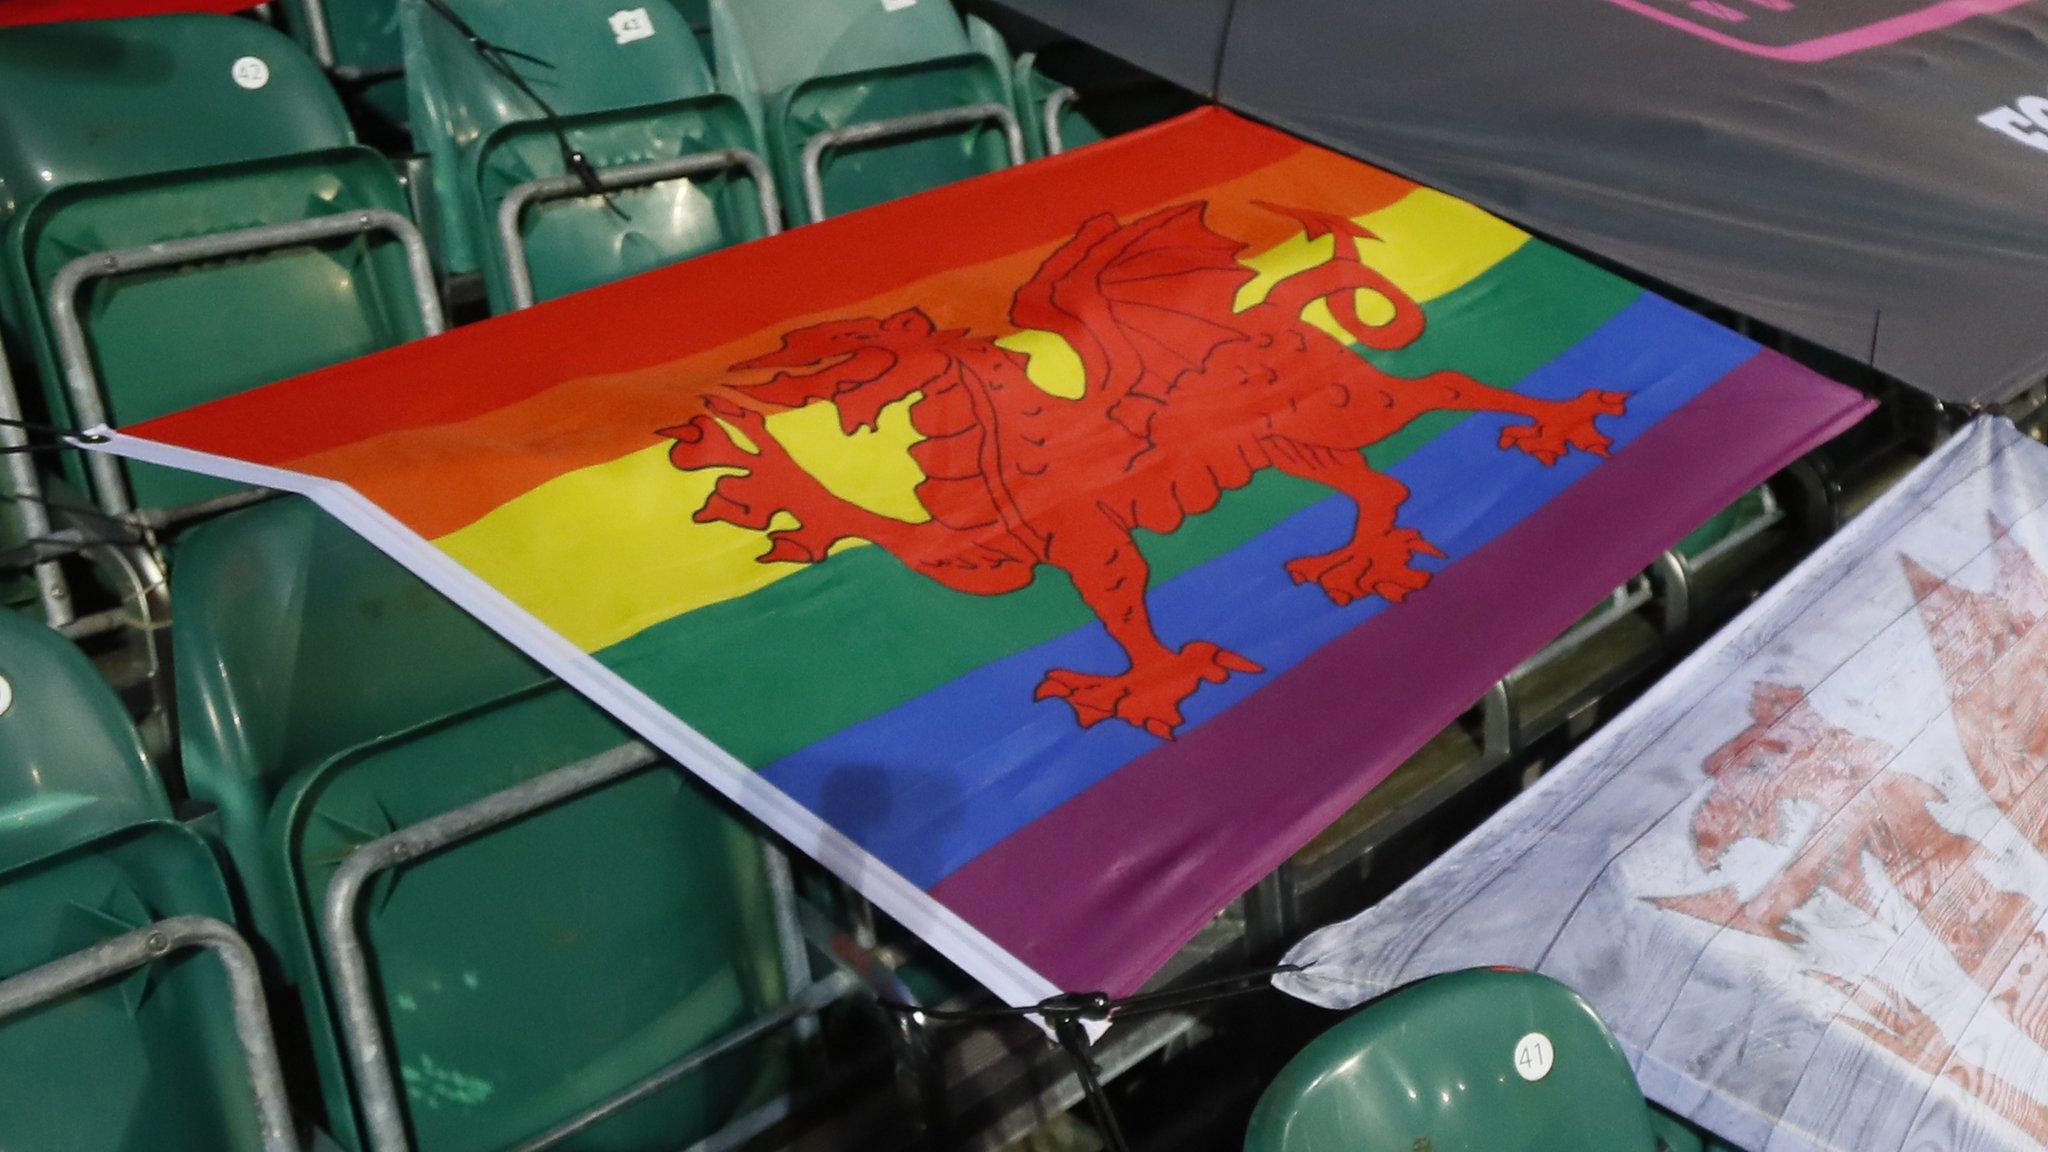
759, 843, 819, 1046
297, 0, 337, 68
504, 971, 857, 1152
48, 208, 445, 517
800, 101, 1027, 223
1042, 86, 1080, 156
325, 741, 661, 1152
1649, 550, 1691, 638
495, 148, 782, 310
323, 740, 859, 1152
1477, 680, 1513, 763
1682, 484, 1785, 576
0, 352, 72, 627
0, 915, 301, 1152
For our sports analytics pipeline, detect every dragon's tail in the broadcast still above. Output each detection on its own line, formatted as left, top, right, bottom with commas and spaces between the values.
1254, 200, 1425, 351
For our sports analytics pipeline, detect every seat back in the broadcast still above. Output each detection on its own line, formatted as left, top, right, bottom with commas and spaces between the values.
970, 8, 1194, 157
172, 497, 548, 931
402, 0, 772, 310
0, 15, 434, 512
1246, 968, 1661, 1152
711, 0, 1016, 222
0, 610, 167, 872
171, 497, 795, 1151
1013, 41, 1196, 156
0, 609, 260, 1151
283, 686, 791, 1152
0, 821, 268, 1152
281, 0, 410, 131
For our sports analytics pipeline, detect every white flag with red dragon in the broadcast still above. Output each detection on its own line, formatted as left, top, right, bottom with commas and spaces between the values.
1279, 417, 2048, 1152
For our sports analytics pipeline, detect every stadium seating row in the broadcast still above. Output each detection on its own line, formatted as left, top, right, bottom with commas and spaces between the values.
0, 7, 1856, 1152
0, 8, 1107, 1149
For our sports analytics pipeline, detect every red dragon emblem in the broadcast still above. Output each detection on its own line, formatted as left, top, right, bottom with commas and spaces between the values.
1657, 519, 2048, 1140
661, 201, 1628, 737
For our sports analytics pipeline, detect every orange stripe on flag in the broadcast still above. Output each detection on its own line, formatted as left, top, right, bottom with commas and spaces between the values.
280, 141, 1417, 538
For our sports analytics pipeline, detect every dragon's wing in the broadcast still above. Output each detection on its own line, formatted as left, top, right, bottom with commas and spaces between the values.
1010, 203, 1255, 403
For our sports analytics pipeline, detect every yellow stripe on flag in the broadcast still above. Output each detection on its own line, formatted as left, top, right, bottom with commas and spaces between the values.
435, 397, 926, 651
1236, 187, 1529, 341
438, 186, 1528, 652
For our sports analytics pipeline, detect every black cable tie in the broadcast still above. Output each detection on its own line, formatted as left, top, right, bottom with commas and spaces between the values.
424, 0, 627, 221
1053, 1014, 1131, 1152
876, 962, 1304, 1025
0, 413, 106, 443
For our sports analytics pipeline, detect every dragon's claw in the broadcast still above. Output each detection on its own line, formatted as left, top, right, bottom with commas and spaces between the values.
1499, 389, 1627, 465
1288, 527, 1441, 607
1035, 641, 1263, 738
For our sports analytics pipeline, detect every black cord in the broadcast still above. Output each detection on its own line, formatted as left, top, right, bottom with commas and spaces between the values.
0, 414, 108, 444
1054, 1015, 1132, 1152
419, 0, 627, 219
877, 962, 1304, 1152
877, 962, 1302, 1024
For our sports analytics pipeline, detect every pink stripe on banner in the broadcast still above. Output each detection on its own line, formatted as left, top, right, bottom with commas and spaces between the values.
1598, 0, 2033, 63
930, 351, 1872, 996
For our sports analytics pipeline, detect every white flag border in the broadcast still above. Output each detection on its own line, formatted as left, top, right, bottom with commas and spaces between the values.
82, 427, 1069, 1015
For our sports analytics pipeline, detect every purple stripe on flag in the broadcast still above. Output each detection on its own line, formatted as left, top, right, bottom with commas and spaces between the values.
929, 350, 1872, 996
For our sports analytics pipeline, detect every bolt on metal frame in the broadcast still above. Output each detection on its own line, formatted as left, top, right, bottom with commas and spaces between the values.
0, 915, 302, 1152
47, 209, 446, 521
322, 739, 922, 1152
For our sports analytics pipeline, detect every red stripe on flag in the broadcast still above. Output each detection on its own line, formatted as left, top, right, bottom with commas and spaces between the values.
0, 1, 263, 26
131, 109, 1309, 466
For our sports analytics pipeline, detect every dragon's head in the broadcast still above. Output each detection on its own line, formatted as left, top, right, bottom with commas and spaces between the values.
729, 307, 971, 434
1686, 681, 1887, 871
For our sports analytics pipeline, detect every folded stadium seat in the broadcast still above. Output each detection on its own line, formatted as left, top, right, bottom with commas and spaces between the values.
0, 610, 300, 1152
401, 0, 780, 313
1245, 968, 1741, 1151
1667, 484, 1795, 617
1010, 39, 1194, 157
0, 14, 443, 522
709, 0, 1026, 224
171, 497, 825, 1152
280, 0, 412, 141
966, 7, 1198, 157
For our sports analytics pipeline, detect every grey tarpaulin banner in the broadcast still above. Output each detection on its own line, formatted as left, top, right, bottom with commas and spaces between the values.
1280, 418, 2048, 1152
999, 0, 2048, 406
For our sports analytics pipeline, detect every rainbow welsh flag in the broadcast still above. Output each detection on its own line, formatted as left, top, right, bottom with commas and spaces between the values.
95, 109, 1870, 1007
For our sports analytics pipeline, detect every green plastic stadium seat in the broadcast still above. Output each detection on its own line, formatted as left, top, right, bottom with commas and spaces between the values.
710, 0, 1023, 223
0, 610, 168, 862
0, 824, 281, 1152
972, 11, 1198, 157
173, 497, 798, 1152
1246, 968, 1666, 1152
281, 0, 411, 133
402, 0, 778, 312
0, 15, 440, 515
0, 612, 285, 1152
171, 500, 547, 931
